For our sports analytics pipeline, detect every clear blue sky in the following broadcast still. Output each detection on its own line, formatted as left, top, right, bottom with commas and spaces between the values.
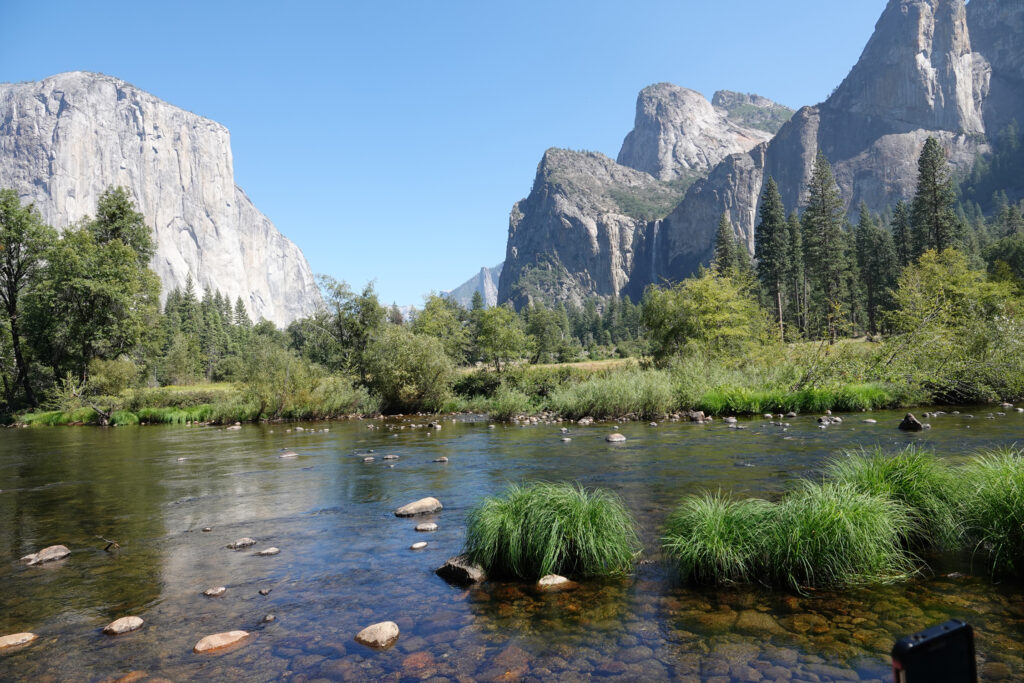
2, 0, 888, 307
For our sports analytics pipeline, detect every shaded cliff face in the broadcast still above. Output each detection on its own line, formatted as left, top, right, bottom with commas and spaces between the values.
616, 83, 783, 182
0, 72, 321, 326
498, 148, 683, 308
656, 0, 990, 286
968, 0, 1024, 136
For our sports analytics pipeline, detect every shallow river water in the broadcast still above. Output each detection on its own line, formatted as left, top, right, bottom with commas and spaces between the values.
2, 407, 1024, 682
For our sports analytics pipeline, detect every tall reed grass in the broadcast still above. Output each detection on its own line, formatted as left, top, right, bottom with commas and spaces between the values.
958, 447, 1024, 576
547, 369, 677, 419
463, 482, 640, 580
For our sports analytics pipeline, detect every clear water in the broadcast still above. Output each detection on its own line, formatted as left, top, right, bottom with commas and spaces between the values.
1, 408, 1023, 681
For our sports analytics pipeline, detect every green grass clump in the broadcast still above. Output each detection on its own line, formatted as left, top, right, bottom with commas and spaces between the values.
958, 447, 1024, 576
487, 386, 534, 421
662, 493, 773, 585
464, 482, 640, 580
764, 482, 917, 590
548, 369, 676, 420
826, 446, 960, 550
109, 410, 139, 426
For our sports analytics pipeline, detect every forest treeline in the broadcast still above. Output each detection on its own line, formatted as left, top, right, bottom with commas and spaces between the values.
3, 131, 1024, 423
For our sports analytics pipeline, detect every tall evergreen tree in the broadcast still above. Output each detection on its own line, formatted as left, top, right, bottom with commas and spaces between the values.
755, 178, 789, 338
712, 213, 737, 275
786, 211, 805, 337
891, 200, 913, 267
910, 137, 959, 257
854, 204, 899, 335
801, 151, 848, 341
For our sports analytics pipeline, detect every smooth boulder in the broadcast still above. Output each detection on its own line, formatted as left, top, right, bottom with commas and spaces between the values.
227, 537, 257, 550
435, 555, 486, 586
415, 522, 438, 532
103, 616, 144, 635
537, 574, 577, 591
193, 630, 250, 653
394, 497, 443, 517
898, 413, 925, 432
0, 633, 37, 650
20, 544, 70, 565
606, 433, 627, 443
255, 547, 280, 556
203, 586, 226, 597
354, 621, 399, 649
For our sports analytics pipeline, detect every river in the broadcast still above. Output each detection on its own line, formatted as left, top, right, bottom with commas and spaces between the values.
1, 408, 1023, 681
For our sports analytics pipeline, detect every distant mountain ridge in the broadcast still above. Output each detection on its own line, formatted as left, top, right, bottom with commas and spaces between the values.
444, 263, 503, 308
0, 71, 321, 326
498, 0, 1022, 309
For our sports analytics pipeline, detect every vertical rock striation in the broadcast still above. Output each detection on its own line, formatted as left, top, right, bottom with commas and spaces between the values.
0, 71, 321, 326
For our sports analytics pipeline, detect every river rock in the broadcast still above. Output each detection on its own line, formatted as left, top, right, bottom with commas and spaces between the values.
898, 413, 924, 431
279, 450, 298, 459
203, 586, 226, 597
863, 419, 878, 424
0, 632, 37, 650
354, 621, 399, 649
415, 522, 438, 532
436, 555, 487, 585
410, 541, 428, 550
225, 424, 242, 431
432, 457, 448, 463
606, 433, 627, 442
227, 537, 257, 549
103, 616, 144, 635
537, 574, 577, 591
362, 456, 375, 462
561, 437, 572, 442
193, 630, 250, 653
20, 544, 70, 565
255, 547, 280, 556
383, 454, 399, 460
577, 417, 594, 426
394, 497, 443, 517
786, 411, 797, 418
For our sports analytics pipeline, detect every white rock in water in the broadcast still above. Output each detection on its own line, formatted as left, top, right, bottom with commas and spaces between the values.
0, 72, 319, 326
20, 544, 70, 565
203, 586, 226, 597
354, 621, 399, 649
537, 574, 576, 590
279, 450, 298, 459
415, 522, 438, 532
103, 616, 144, 635
410, 541, 428, 550
227, 537, 257, 549
0, 633, 37, 650
606, 433, 627, 443
394, 497, 443, 517
255, 547, 280, 556
193, 630, 250, 653
862, 419, 877, 424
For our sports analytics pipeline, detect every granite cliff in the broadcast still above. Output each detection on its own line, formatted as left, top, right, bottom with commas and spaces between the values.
500, 0, 1020, 308
444, 263, 503, 308
0, 72, 321, 326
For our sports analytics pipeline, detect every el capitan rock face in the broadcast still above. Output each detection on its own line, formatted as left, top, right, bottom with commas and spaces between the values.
0, 71, 320, 326
499, 0, 1011, 308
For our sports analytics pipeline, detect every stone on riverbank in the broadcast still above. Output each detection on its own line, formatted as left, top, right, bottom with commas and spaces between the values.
103, 616, 144, 635
0, 632, 37, 650
20, 544, 70, 565
193, 630, 250, 653
394, 497, 443, 517
354, 621, 399, 649
227, 537, 257, 549
435, 555, 486, 585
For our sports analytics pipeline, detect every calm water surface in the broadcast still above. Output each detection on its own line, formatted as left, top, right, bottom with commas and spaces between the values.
2, 408, 1024, 681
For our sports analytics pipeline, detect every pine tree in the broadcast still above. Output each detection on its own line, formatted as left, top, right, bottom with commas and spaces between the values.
712, 213, 737, 275
891, 201, 913, 267
755, 178, 789, 338
855, 205, 899, 336
786, 211, 805, 337
910, 137, 959, 257
801, 151, 847, 341
470, 290, 484, 311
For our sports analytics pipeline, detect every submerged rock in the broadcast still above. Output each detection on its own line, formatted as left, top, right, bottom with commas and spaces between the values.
354, 621, 399, 649
20, 544, 70, 565
415, 522, 438, 532
898, 413, 924, 431
103, 616, 144, 635
436, 555, 486, 585
193, 630, 250, 653
227, 537, 257, 550
862, 419, 878, 424
537, 574, 577, 591
278, 450, 298, 459
394, 497, 443, 517
606, 433, 627, 443
432, 457, 449, 463
203, 586, 226, 597
0, 632, 37, 650
255, 547, 280, 556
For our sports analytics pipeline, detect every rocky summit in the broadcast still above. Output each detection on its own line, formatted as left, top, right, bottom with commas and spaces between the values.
498, 0, 1024, 308
0, 72, 321, 326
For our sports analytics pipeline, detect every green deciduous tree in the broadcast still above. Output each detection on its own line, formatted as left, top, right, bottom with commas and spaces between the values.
475, 305, 529, 372
411, 294, 470, 363
362, 325, 455, 411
